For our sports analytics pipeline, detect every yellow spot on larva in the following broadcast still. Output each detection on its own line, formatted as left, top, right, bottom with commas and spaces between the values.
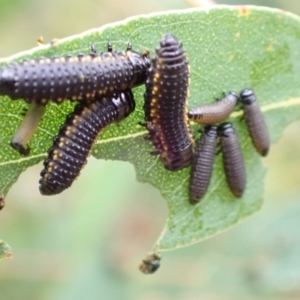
53, 155, 58, 161
48, 167, 53, 173
54, 58, 60, 63
238, 6, 250, 17
37, 36, 44, 45
59, 142, 64, 148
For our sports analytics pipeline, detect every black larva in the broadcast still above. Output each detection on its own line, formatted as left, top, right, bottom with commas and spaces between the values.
139, 252, 161, 275
218, 122, 246, 197
0, 44, 150, 105
143, 34, 193, 171
39, 90, 135, 195
188, 92, 238, 124
240, 88, 270, 156
189, 126, 218, 204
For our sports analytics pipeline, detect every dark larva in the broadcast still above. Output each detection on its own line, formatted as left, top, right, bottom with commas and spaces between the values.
218, 122, 246, 197
189, 126, 218, 204
0, 44, 150, 105
143, 34, 193, 171
39, 90, 135, 195
11, 102, 45, 155
240, 88, 270, 156
188, 92, 238, 124
139, 252, 161, 274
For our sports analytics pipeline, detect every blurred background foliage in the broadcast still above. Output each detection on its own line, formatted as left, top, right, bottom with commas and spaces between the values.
0, 0, 300, 299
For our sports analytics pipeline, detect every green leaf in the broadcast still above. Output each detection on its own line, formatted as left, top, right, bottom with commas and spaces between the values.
1, 5, 300, 250
0, 240, 12, 260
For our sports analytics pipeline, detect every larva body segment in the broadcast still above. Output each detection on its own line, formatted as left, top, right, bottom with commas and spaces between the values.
188, 92, 238, 124
240, 88, 270, 156
143, 34, 193, 171
39, 90, 135, 195
0, 45, 150, 105
189, 126, 218, 204
218, 123, 246, 197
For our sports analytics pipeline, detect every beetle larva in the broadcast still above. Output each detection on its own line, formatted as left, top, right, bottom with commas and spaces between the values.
139, 252, 161, 274
189, 126, 218, 204
188, 92, 238, 124
218, 122, 246, 197
10, 102, 45, 155
240, 88, 270, 156
0, 43, 150, 105
143, 34, 193, 171
39, 90, 135, 195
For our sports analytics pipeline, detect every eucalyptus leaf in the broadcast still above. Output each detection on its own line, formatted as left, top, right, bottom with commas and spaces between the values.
1, 5, 300, 251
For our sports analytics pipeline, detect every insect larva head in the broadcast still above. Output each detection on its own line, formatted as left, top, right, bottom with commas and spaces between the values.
227, 91, 239, 104
204, 125, 218, 137
217, 122, 235, 137
240, 88, 256, 105
0, 67, 15, 95
111, 90, 135, 121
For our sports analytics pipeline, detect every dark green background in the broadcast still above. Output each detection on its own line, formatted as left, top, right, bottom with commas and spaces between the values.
1, 0, 300, 299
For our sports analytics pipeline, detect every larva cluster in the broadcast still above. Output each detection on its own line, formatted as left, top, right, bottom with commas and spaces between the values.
188, 88, 269, 203
0, 31, 273, 275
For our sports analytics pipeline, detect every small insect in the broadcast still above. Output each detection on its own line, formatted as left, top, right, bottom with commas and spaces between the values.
37, 36, 44, 46
11, 102, 45, 155
188, 92, 238, 124
143, 34, 193, 171
189, 126, 218, 204
0, 193, 5, 210
139, 252, 161, 274
39, 90, 135, 195
0, 43, 150, 105
240, 88, 270, 156
218, 122, 246, 197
